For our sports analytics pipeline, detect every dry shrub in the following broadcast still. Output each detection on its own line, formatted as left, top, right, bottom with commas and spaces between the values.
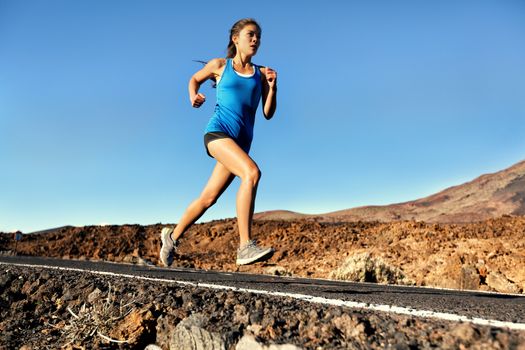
59, 283, 142, 347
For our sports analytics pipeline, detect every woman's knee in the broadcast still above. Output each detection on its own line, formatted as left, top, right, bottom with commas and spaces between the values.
242, 165, 261, 186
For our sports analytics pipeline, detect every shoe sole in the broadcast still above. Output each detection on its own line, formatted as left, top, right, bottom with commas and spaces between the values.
236, 248, 274, 266
160, 227, 174, 267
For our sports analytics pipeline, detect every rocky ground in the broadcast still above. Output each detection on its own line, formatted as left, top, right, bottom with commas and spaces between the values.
2, 264, 525, 350
2, 216, 525, 293
1, 216, 525, 349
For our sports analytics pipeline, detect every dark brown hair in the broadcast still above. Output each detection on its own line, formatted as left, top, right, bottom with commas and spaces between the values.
226, 18, 262, 58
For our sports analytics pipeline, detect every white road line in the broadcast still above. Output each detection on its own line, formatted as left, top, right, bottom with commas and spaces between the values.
3, 261, 525, 332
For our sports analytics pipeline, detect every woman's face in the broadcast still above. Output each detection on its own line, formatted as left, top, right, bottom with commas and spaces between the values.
234, 24, 261, 57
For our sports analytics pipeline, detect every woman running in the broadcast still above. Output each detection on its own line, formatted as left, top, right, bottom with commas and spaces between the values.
160, 18, 277, 267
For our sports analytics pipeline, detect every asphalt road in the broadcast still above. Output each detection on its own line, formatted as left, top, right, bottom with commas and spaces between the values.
1, 255, 524, 327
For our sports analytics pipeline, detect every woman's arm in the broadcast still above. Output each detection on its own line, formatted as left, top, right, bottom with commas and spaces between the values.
261, 66, 277, 119
188, 58, 225, 108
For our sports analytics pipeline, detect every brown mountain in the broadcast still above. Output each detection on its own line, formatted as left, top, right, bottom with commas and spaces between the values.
254, 159, 525, 223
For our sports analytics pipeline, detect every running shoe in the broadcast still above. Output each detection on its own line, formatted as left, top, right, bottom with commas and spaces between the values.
236, 240, 274, 265
160, 227, 178, 267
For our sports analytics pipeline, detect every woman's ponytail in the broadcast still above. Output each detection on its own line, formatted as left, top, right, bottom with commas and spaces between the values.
226, 38, 236, 58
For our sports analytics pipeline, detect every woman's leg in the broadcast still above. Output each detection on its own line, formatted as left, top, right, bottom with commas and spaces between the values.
172, 162, 235, 241
207, 138, 260, 247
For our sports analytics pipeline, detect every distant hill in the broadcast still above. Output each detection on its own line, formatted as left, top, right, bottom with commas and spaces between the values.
253, 210, 309, 221
254, 159, 525, 223
27, 226, 75, 235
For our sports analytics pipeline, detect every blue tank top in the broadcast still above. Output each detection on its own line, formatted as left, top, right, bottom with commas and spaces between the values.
204, 58, 262, 152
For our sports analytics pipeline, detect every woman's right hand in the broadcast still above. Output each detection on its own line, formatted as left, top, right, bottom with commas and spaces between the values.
191, 93, 206, 108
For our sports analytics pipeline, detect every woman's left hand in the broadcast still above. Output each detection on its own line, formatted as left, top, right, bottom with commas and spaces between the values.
265, 67, 277, 90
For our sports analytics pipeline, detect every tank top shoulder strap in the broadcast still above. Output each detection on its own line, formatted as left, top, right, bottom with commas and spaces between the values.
224, 58, 233, 73
252, 62, 261, 77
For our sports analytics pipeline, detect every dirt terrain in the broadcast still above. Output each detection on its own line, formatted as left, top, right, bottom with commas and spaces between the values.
2, 215, 525, 348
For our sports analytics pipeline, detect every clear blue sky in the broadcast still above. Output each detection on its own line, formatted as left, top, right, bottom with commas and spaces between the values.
1, 0, 525, 233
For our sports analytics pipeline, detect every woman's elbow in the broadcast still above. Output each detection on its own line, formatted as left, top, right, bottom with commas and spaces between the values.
189, 75, 198, 86
264, 111, 275, 120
